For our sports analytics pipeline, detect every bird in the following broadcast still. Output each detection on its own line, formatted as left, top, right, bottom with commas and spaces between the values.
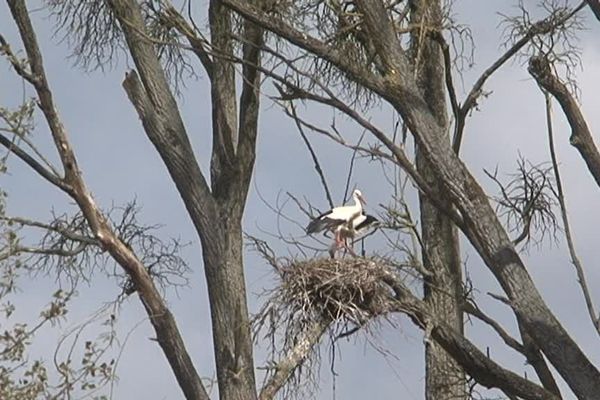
306, 189, 367, 256
352, 214, 380, 237
330, 214, 380, 258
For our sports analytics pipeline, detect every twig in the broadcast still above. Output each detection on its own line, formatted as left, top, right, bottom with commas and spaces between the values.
544, 91, 600, 335
286, 100, 334, 209
452, 2, 586, 153
342, 132, 364, 204
0, 132, 70, 191
463, 302, 524, 354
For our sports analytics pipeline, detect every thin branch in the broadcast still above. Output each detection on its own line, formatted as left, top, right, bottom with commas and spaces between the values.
544, 91, 600, 335
463, 302, 524, 354
0, 243, 88, 261
161, 1, 214, 78
452, 2, 586, 153
1, 216, 97, 245
286, 100, 334, 209
0, 132, 70, 191
342, 132, 364, 204
431, 32, 459, 125
0, 127, 61, 176
0, 32, 37, 84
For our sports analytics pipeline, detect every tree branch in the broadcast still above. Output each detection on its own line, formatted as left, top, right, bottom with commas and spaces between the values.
236, 14, 263, 204
0, 132, 70, 192
543, 91, 600, 334
161, 2, 214, 78
1, 216, 97, 245
529, 55, 600, 190
430, 32, 459, 125
381, 271, 560, 400
0, 243, 88, 261
258, 319, 329, 400
219, 0, 391, 98
285, 100, 334, 209
516, 318, 562, 396
0, 32, 37, 84
353, 0, 406, 75
585, 0, 600, 21
452, 3, 586, 153
7, 2, 210, 399
464, 301, 524, 354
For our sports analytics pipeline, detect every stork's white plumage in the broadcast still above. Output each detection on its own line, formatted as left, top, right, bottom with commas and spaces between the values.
306, 189, 366, 236
329, 214, 380, 258
351, 214, 379, 237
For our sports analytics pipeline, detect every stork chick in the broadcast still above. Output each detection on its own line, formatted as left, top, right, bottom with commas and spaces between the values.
329, 214, 380, 258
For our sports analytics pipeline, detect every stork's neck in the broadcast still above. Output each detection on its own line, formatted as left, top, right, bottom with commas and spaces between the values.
352, 193, 363, 210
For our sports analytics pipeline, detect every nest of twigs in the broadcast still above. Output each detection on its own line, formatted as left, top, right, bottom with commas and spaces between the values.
254, 256, 404, 343
277, 257, 394, 324
253, 256, 404, 398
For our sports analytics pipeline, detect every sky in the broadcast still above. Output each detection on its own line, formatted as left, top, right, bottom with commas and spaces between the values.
1, 1, 600, 399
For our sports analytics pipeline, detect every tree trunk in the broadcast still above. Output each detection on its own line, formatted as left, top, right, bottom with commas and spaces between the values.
216, 0, 600, 396
201, 206, 258, 400
410, 1, 466, 399
109, 1, 261, 399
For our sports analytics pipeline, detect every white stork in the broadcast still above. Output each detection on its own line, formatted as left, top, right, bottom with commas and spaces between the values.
306, 189, 367, 255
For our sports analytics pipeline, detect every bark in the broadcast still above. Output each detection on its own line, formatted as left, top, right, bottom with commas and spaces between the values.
408, 1, 465, 399
108, 1, 262, 399
219, 1, 600, 397
258, 320, 329, 400
517, 322, 562, 396
529, 55, 600, 189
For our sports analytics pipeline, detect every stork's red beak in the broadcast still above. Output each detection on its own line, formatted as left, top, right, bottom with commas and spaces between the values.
358, 193, 366, 206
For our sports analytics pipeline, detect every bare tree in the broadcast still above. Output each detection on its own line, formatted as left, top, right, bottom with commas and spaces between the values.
214, 0, 600, 398
2, 0, 600, 400
1, 0, 262, 399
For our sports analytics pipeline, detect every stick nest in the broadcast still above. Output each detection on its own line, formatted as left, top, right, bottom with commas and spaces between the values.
253, 256, 406, 399
255, 256, 401, 351
277, 257, 393, 323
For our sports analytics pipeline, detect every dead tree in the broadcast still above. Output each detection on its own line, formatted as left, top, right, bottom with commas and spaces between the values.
217, 0, 600, 398
1, 0, 263, 399
3, 1, 600, 399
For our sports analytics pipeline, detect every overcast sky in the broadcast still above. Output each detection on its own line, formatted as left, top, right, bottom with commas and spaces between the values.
1, 1, 600, 399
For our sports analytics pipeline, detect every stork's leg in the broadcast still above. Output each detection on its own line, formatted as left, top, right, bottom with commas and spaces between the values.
329, 242, 337, 259
344, 238, 357, 257
330, 230, 343, 259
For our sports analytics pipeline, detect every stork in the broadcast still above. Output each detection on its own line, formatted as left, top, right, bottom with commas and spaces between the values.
330, 214, 380, 258
306, 189, 366, 255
